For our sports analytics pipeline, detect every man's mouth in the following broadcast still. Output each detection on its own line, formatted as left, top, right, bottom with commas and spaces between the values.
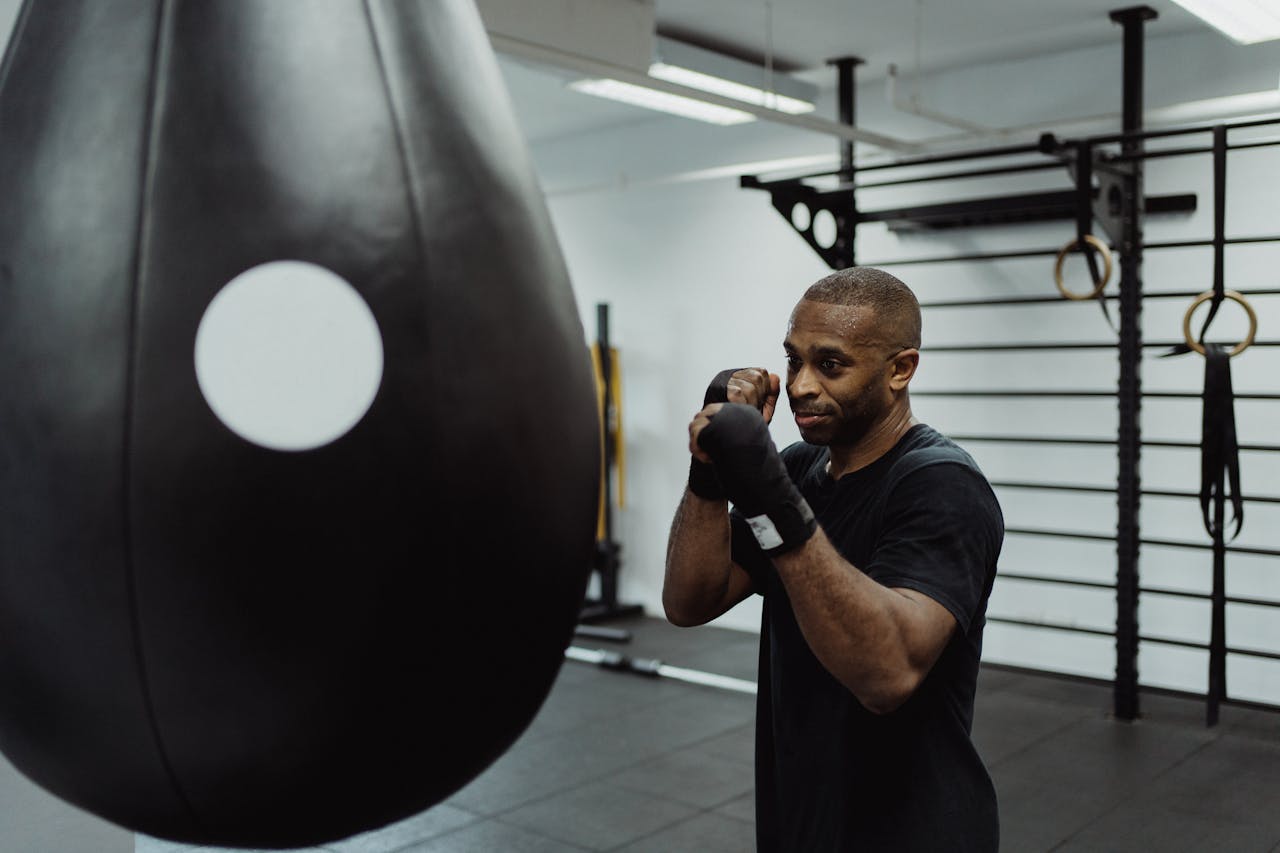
793, 411, 832, 428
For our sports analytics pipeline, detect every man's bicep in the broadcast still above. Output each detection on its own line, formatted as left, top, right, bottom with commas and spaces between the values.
723, 561, 758, 608
866, 462, 1002, 633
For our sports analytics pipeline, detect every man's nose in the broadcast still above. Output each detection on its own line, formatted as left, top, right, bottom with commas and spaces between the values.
788, 366, 820, 398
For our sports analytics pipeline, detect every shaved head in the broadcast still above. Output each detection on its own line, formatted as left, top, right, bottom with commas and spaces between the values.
801, 267, 921, 350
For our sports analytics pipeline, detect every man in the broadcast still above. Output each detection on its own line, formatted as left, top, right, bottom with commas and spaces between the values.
664, 266, 1002, 852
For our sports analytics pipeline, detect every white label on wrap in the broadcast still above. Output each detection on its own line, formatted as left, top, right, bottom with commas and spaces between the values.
746, 514, 784, 550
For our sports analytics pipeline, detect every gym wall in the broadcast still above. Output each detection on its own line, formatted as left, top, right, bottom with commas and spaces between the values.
536, 26, 1280, 705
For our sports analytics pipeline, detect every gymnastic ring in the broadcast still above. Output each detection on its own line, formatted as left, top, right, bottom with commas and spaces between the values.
1181, 290, 1258, 357
1053, 234, 1113, 301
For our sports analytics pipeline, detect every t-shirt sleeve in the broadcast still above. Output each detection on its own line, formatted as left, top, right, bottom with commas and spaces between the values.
864, 460, 1002, 634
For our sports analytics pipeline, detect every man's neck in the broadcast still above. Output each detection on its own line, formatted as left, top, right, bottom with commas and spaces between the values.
826, 406, 918, 479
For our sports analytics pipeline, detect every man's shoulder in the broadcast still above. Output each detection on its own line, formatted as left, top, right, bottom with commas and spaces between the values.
883, 426, 1001, 517
890, 424, 984, 479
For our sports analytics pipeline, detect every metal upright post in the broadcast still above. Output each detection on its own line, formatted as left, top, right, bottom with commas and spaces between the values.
594, 303, 621, 611
597, 304, 614, 546
828, 56, 863, 268
577, 302, 643, 630
1207, 125, 1230, 727
1109, 5, 1157, 722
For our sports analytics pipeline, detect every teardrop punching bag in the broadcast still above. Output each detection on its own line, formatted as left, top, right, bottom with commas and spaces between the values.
0, 0, 599, 847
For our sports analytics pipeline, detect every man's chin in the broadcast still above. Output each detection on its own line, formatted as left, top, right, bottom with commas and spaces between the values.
800, 420, 872, 448
797, 425, 834, 445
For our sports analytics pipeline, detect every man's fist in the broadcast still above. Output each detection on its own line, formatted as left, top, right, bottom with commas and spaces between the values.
704, 367, 779, 422
688, 367, 778, 500
695, 403, 816, 555
688, 402, 723, 466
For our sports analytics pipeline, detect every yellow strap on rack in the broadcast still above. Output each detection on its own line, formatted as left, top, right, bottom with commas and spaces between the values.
589, 344, 626, 540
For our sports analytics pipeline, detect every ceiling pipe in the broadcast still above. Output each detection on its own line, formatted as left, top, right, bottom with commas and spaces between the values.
542, 88, 1280, 198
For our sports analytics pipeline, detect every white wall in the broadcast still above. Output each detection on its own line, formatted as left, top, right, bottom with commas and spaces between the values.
533, 26, 1280, 705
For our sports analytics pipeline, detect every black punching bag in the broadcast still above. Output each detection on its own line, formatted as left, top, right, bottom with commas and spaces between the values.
0, 0, 598, 847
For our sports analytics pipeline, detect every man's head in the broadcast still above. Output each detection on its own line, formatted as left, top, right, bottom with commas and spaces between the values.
783, 267, 921, 447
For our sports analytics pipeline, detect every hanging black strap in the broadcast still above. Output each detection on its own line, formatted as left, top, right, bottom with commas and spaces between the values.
1074, 142, 1119, 333
1198, 126, 1229, 343
1161, 124, 1242, 728
1089, 247, 1119, 335
1164, 127, 1229, 360
1200, 343, 1243, 541
1165, 126, 1241, 538
1202, 340, 1236, 728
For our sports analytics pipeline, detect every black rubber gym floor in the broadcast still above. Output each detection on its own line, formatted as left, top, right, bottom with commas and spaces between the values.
9, 615, 1280, 852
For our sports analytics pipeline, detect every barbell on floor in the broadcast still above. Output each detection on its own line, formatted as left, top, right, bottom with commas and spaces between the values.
565, 646, 759, 695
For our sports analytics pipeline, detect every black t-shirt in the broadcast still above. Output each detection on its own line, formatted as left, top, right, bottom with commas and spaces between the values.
730, 424, 1002, 853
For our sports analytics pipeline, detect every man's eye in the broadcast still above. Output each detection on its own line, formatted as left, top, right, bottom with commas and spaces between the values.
820, 360, 839, 371
785, 355, 801, 370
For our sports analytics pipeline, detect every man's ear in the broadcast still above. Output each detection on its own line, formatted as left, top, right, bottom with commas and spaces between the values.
889, 349, 920, 390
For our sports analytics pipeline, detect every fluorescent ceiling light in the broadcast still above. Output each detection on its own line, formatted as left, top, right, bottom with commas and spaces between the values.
1168, 0, 1280, 44
568, 78, 756, 125
565, 37, 817, 127
652, 37, 818, 113
648, 63, 815, 114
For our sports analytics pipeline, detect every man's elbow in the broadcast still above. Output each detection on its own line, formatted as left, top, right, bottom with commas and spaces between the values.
856, 669, 925, 716
664, 609, 704, 629
661, 594, 707, 628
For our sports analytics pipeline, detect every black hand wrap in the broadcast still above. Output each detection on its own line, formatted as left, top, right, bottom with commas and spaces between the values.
697, 403, 816, 555
687, 368, 741, 500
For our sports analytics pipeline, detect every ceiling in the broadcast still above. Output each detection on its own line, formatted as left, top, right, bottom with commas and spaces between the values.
496, 0, 1213, 145
0, 0, 1226, 150
650, 0, 1203, 74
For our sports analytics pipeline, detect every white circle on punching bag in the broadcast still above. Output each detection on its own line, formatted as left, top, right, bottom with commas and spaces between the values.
194, 260, 384, 452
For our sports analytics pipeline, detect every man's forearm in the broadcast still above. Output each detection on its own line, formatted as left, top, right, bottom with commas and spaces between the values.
662, 489, 737, 626
772, 529, 955, 713
665, 367, 778, 626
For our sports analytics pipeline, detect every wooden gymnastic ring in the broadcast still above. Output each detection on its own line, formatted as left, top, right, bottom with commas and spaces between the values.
1182, 290, 1258, 357
1053, 234, 1113, 300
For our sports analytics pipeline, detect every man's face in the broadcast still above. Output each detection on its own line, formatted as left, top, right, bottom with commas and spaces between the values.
783, 299, 902, 447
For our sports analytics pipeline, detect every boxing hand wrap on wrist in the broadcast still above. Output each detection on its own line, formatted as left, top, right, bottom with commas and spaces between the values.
688, 457, 725, 500
686, 458, 727, 499
696, 403, 816, 555
687, 368, 742, 501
